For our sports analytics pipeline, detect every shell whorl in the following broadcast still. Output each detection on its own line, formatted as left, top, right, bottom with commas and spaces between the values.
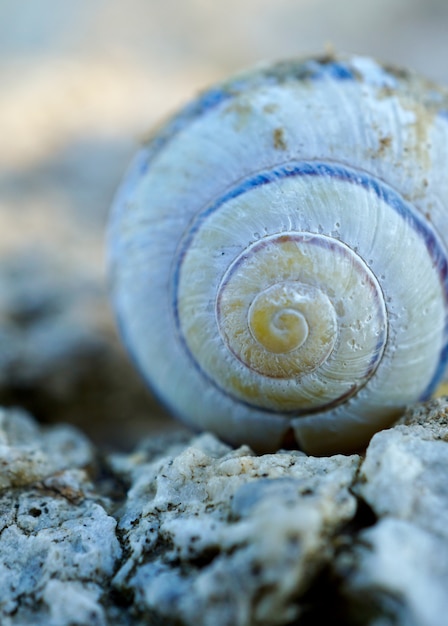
176, 204, 388, 414
109, 55, 448, 455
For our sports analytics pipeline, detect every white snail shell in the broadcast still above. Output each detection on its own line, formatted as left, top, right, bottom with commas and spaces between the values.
108, 55, 448, 455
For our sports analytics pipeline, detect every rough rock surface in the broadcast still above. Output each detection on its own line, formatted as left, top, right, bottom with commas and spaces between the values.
1, 400, 448, 625
337, 399, 448, 626
111, 436, 359, 626
0, 407, 121, 626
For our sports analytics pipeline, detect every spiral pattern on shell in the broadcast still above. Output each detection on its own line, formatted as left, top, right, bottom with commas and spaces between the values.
108, 55, 448, 455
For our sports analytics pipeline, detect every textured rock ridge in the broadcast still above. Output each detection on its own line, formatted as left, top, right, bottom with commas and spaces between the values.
1, 400, 448, 625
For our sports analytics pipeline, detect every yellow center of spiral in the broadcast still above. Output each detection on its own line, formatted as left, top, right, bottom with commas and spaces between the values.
250, 303, 309, 354
219, 279, 337, 378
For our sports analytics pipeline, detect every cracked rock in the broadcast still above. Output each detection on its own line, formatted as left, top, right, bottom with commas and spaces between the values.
0, 409, 121, 626
337, 398, 448, 626
2, 400, 448, 625
110, 434, 360, 626
341, 518, 448, 626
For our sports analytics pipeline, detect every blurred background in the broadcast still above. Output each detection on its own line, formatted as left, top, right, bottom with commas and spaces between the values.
1, 0, 448, 450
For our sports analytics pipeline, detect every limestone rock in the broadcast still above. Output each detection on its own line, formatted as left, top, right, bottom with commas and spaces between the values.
337, 398, 448, 626
2, 400, 448, 625
356, 398, 448, 538
111, 434, 360, 626
340, 518, 448, 626
0, 406, 94, 490
0, 408, 121, 626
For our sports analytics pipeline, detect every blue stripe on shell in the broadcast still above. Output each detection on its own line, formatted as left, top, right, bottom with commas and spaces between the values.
111, 56, 448, 228
123, 57, 392, 180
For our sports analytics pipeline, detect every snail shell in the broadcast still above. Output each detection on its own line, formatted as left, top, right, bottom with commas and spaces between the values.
108, 55, 448, 455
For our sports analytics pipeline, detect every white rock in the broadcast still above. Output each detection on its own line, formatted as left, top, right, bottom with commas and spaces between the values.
43, 580, 106, 626
0, 407, 94, 490
357, 399, 448, 539
338, 398, 448, 626
113, 433, 360, 626
0, 409, 121, 626
2, 400, 448, 625
342, 518, 448, 626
